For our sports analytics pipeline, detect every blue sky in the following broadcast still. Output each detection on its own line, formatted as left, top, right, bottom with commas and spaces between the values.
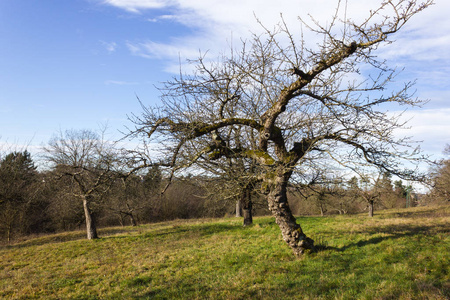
1, 0, 449, 163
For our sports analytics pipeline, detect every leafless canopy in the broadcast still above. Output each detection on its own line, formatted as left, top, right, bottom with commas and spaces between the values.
131, 0, 430, 178
128, 0, 433, 256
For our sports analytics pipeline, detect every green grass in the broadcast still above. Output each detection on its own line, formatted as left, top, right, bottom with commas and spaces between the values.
1, 205, 449, 299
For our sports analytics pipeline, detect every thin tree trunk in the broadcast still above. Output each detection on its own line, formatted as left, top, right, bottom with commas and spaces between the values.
129, 214, 137, 226
241, 184, 253, 226
243, 208, 252, 226
7, 224, 12, 243
118, 214, 125, 227
126, 203, 137, 226
82, 197, 98, 239
235, 200, 242, 217
368, 200, 374, 217
267, 174, 314, 257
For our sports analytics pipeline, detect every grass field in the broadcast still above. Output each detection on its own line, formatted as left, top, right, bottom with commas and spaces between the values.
1, 205, 449, 299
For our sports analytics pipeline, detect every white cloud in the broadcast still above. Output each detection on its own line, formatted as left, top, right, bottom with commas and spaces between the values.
378, 34, 450, 65
102, 0, 450, 160
0, 140, 43, 158
103, 0, 449, 72
376, 1, 450, 62
100, 41, 118, 53
126, 40, 198, 60
101, 0, 173, 13
395, 107, 450, 158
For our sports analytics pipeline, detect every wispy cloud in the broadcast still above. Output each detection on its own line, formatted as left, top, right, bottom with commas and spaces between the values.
102, 1, 450, 73
101, 0, 172, 13
100, 41, 118, 53
394, 107, 450, 157
126, 38, 208, 61
101, 0, 450, 158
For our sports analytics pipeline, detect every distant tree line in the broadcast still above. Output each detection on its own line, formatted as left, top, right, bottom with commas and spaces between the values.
1, 131, 446, 243
287, 172, 416, 217
0, 129, 269, 242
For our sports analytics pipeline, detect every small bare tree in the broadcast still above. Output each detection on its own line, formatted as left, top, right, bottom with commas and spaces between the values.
44, 129, 125, 239
426, 144, 450, 204
129, 0, 432, 256
197, 126, 262, 225
358, 175, 382, 217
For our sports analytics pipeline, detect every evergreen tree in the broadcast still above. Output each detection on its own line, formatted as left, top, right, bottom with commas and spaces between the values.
0, 151, 39, 241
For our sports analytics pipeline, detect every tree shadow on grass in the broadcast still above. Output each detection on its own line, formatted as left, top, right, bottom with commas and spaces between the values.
1, 221, 244, 250
315, 222, 449, 253
378, 206, 450, 219
0, 226, 149, 249
139, 222, 243, 240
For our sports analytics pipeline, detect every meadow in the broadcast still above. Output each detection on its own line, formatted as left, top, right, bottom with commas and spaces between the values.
1, 205, 449, 299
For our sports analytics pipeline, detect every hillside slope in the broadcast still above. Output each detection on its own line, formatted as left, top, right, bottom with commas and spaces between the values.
1, 206, 449, 299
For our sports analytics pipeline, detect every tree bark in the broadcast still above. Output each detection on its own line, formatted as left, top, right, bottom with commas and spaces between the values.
235, 200, 242, 217
319, 204, 325, 217
126, 203, 137, 226
243, 208, 252, 226
242, 197, 252, 227
267, 173, 314, 256
129, 214, 137, 226
82, 197, 98, 239
368, 200, 374, 217
7, 224, 12, 243
241, 184, 253, 226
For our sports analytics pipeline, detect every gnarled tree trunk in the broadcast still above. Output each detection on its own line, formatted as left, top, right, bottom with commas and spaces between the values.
82, 197, 98, 240
267, 173, 314, 256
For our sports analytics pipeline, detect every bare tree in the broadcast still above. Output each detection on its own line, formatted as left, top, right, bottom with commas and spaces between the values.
303, 175, 346, 216
358, 174, 383, 217
106, 166, 162, 227
44, 129, 125, 239
198, 132, 262, 225
426, 144, 450, 204
129, 0, 432, 256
